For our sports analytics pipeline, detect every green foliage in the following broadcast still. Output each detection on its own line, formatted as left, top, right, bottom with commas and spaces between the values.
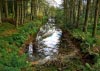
72, 29, 96, 53
0, 41, 29, 71
55, 8, 64, 28
85, 63, 92, 70
42, 16, 48, 24
0, 20, 42, 71
73, 29, 96, 47
33, 20, 42, 28
96, 38, 100, 46
0, 21, 40, 46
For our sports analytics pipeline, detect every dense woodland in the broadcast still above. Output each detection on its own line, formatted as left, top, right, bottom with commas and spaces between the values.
0, 0, 100, 71
63, 0, 100, 37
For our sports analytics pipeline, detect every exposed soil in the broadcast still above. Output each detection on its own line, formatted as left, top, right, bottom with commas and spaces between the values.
19, 34, 36, 55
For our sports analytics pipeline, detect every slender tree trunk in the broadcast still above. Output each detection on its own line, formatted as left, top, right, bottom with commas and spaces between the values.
92, 0, 100, 37
31, 0, 34, 20
69, 1, 72, 24
19, 2, 21, 24
12, 0, 15, 18
0, 0, 2, 24
83, 0, 91, 32
21, 0, 24, 24
64, 0, 67, 23
76, 0, 82, 28
31, 0, 37, 20
34, 0, 36, 17
23, 1, 25, 22
36, 0, 39, 17
72, 0, 76, 25
71, 0, 74, 24
5, 0, 8, 18
24, 1, 27, 20
16, 1, 19, 28
90, 0, 95, 24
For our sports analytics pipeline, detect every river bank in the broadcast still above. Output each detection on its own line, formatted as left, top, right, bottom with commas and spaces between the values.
28, 28, 99, 71
28, 29, 79, 70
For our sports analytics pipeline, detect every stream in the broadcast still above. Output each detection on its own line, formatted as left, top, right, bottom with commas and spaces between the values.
28, 18, 62, 64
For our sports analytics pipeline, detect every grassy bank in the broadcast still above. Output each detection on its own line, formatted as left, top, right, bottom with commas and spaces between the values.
63, 23, 100, 71
0, 19, 43, 71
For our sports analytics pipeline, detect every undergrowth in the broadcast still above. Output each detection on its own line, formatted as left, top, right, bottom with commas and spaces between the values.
67, 28, 100, 71
72, 29, 96, 53
0, 20, 42, 71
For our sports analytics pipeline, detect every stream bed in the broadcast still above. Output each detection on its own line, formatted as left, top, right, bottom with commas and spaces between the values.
28, 18, 62, 64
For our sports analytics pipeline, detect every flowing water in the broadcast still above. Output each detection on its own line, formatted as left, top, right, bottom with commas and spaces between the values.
28, 18, 62, 64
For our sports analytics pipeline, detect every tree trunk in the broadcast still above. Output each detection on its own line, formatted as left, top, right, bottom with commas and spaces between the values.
69, 1, 72, 24
5, 0, 8, 18
12, 0, 15, 18
24, 1, 26, 19
72, 0, 76, 25
76, 0, 82, 28
0, 0, 2, 24
34, 0, 37, 17
92, 0, 100, 37
90, 0, 95, 24
19, 2, 22, 24
16, 1, 19, 28
31, 0, 34, 20
83, 0, 91, 32
21, 0, 24, 24
64, 0, 67, 23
